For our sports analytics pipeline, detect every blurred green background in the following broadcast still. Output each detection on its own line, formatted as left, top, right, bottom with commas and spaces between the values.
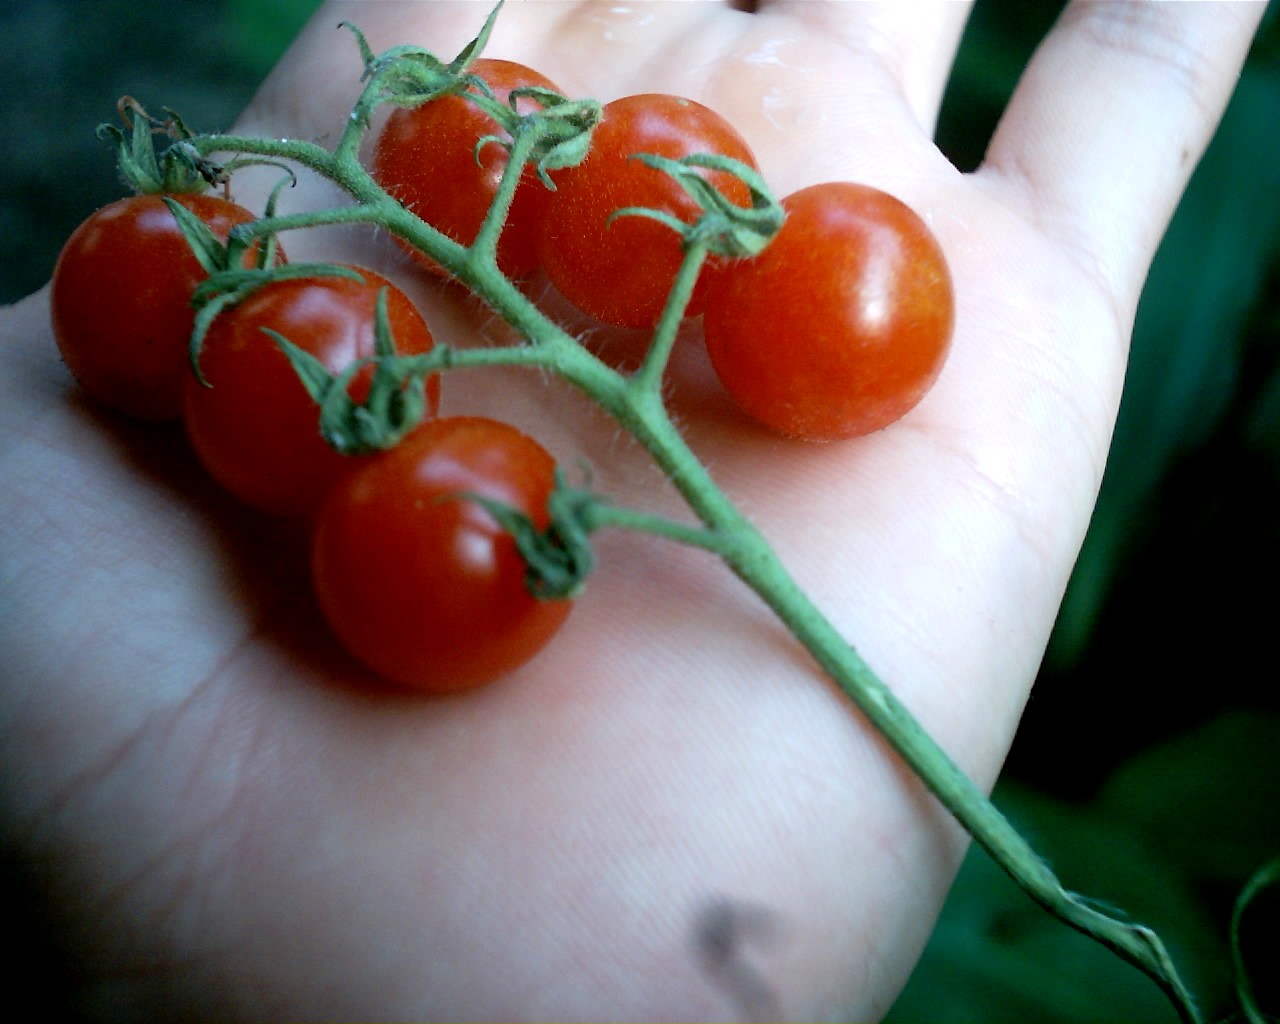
2, 1, 1277, 1020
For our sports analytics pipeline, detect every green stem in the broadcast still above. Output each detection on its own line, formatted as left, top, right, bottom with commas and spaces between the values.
725, 521, 1201, 1021
469, 122, 537, 269
606, 406, 1205, 1024
631, 240, 708, 395
206, 135, 338, 182
452, 271, 1205, 1023
229, 203, 402, 240
423, 341, 572, 374
581, 503, 724, 554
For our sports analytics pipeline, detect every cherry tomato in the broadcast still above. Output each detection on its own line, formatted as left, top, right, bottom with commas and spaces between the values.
312, 416, 572, 693
50, 193, 271, 420
184, 267, 438, 517
537, 93, 758, 329
702, 182, 955, 441
371, 58, 563, 280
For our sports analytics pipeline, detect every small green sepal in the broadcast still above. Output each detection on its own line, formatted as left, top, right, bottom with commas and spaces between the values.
268, 287, 441, 455
448, 0, 504, 74
99, 97, 219, 196
615, 151, 785, 258
161, 196, 228, 276
342, 2, 506, 123
185, 261, 365, 386
457, 469, 600, 601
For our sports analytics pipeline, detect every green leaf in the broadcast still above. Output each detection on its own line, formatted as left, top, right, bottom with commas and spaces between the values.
127, 101, 163, 185
188, 291, 238, 386
263, 286, 440, 456
1049, 65, 1280, 668
886, 781, 1223, 1023
1231, 857, 1280, 1024
229, 0, 322, 76
534, 129, 593, 184
474, 133, 509, 167
97, 116, 165, 195
1098, 712, 1280, 886
508, 85, 565, 111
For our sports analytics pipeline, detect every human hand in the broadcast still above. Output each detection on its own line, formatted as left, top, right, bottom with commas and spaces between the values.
0, 2, 1265, 1019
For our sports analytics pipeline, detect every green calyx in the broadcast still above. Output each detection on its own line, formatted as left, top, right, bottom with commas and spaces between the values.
161, 181, 310, 383
610, 152, 785, 258
343, 0, 506, 126
185, 260, 364, 387
270, 287, 439, 457
505, 91, 602, 190
344, 1, 600, 186
100, 97, 224, 195
458, 470, 600, 601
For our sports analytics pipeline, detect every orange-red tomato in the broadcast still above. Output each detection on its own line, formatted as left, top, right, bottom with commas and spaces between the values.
184, 267, 438, 517
51, 193, 269, 421
372, 58, 563, 280
312, 417, 572, 692
703, 182, 954, 441
538, 93, 758, 329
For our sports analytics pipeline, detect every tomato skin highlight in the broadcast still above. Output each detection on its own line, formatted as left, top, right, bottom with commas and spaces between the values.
538, 93, 758, 329
702, 182, 955, 441
312, 417, 572, 693
371, 58, 563, 280
183, 268, 438, 517
50, 193, 266, 421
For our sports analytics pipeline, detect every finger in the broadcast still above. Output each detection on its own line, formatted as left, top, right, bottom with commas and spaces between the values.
759, 0, 974, 136
243, 2, 722, 132
980, 0, 1265, 302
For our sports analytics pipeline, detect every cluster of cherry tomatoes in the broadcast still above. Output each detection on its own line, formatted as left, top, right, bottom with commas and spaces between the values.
49, 54, 954, 694
374, 57, 955, 440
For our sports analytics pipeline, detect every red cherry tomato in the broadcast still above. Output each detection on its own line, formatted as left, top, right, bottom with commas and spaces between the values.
50, 193, 271, 420
538, 93, 758, 329
702, 182, 955, 441
184, 267, 438, 517
371, 58, 563, 280
312, 416, 572, 693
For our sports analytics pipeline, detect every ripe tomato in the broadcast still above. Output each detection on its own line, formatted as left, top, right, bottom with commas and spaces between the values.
371, 58, 563, 280
702, 182, 954, 441
50, 193, 270, 420
537, 93, 758, 329
184, 267, 438, 517
312, 416, 572, 693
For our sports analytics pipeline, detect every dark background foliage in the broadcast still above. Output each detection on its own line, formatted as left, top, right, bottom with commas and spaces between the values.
3, 1, 1277, 1020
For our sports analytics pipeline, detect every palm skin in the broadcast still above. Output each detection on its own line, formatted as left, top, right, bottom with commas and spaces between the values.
0, 2, 1264, 1020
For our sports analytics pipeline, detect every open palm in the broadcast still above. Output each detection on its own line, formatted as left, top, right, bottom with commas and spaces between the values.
0, 2, 1263, 1019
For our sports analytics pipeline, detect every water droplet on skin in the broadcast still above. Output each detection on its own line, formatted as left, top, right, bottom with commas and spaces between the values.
742, 36, 792, 67
759, 89, 791, 131
722, 35, 821, 133
585, 4, 656, 43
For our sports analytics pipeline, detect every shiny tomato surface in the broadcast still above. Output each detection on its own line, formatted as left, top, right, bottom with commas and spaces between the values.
538, 93, 758, 328
184, 267, 437, 516
312, 416, 572, 693
703, 182, 954, 441
372, 58, 563, 280
51, 193, 267, 420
